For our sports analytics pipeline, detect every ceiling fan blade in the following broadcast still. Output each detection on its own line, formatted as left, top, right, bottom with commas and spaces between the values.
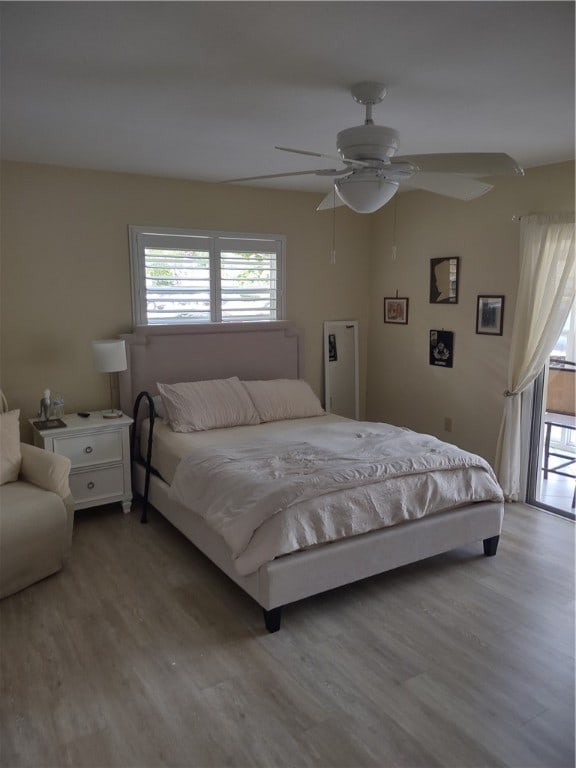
276, 145, 373, 170
316, 188, 347, 211
315, 168, 354, 178
275, 145, 342, 162
395, 153, 523, 177
401, 173, 494, 200
222, 168, 347, 183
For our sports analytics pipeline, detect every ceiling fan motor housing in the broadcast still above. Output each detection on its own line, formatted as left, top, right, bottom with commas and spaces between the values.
337, 125, 399, 162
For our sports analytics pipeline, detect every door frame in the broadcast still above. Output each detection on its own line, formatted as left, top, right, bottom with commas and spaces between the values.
527, 365, 575, 520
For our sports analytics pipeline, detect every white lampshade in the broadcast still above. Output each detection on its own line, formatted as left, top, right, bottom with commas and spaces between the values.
336, 172, 399, 214
92, 340, 127, 373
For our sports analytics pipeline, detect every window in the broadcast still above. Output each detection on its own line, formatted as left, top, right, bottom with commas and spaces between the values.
551, 303, 576, 362
129, 226, 285, 325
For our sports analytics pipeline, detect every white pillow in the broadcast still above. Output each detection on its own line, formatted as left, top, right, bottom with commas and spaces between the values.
0, 409, 22, 485
157, 377, 260, 432
242, 379, 325, 422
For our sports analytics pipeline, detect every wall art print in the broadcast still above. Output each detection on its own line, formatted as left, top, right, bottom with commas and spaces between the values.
476, 295, 505, 335
430, 257, 459, 304
429, 329, 454, 368
383, 297, 409, 324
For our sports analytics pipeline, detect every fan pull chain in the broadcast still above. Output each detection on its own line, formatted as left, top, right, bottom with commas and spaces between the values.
330, 187, 337, 264
391, 195, 398, 261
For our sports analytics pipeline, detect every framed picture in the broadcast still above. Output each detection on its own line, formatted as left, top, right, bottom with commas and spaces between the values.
328, 333, 337, 361
430, 257, 459, 304
476, 295, 505, 335
383, 297, 409, 324
429, 329, 454, 368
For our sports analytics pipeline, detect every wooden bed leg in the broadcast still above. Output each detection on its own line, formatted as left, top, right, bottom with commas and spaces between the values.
263, 607, 282, 633
483, 535, 500, 557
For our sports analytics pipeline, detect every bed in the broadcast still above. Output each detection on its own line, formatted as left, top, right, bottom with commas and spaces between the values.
119, 322, 504, 633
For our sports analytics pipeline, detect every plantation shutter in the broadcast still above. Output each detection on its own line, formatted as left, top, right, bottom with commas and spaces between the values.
218, 237, 280, 323
130, 228, 284, 325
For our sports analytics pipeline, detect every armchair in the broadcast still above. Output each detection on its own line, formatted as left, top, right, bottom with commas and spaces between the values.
0, 402, 74, 599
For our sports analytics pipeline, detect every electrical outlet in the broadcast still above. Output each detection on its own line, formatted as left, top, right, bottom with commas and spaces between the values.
444, 416, 453, 433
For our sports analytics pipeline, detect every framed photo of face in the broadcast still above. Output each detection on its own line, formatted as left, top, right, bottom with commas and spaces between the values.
384, 297, 409, 324
430, 257, 459, 304
476, 295, 505, 335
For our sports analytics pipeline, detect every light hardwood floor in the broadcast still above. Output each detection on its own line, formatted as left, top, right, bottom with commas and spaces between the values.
1, 502, 574, 768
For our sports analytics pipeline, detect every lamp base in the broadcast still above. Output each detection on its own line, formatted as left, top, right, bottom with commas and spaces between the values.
102, 409, 123, 419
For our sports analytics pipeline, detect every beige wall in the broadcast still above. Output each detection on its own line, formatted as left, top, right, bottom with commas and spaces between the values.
1, 160, 573, 461
367, 161, 575, 464
0, 161, 372, 438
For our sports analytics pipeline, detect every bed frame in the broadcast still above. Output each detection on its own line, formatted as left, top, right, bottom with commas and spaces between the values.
119, 322, 503, 633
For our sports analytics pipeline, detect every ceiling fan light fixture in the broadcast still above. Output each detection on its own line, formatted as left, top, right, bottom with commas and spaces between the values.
335, 173, 399, 213
337, 125, 399, 162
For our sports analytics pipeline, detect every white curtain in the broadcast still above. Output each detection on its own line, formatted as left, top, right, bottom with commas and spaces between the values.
495, 213, 575, 500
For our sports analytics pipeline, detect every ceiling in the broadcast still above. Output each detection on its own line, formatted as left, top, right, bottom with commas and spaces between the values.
1, 1, 574, 195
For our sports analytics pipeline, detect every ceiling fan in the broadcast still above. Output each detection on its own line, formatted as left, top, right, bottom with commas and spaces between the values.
225, 82, 524, 214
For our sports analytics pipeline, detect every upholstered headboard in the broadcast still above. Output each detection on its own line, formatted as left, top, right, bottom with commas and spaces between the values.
118, 322, 304, 417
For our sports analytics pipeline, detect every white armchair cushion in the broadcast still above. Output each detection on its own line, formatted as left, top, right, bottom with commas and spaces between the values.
0, 481, 72, 599
20, 443, 72, 500
0, 410, 22, 485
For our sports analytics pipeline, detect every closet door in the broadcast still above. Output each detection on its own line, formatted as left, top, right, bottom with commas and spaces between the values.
323, 321, 359, 419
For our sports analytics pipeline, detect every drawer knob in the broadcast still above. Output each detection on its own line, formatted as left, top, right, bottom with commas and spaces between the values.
87, 481, 95, 490
84, 446, 93, 454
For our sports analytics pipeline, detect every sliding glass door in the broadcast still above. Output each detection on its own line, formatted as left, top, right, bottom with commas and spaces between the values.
527, 308, 576, 518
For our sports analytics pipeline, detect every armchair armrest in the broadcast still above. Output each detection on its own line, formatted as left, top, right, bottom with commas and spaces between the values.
19, 443, 72, 500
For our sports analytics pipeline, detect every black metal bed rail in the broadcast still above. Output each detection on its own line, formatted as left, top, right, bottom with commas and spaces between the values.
131, 390, 156, 524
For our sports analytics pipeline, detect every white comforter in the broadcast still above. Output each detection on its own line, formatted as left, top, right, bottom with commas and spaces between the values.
169, 419, 504, 575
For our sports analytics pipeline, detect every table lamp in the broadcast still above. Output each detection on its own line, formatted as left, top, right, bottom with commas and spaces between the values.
92, 339, 127, 418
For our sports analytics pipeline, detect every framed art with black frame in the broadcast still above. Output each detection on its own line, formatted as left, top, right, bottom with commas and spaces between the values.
476, 295, 505, 335
430, 257, 459, 304
384, 297, 409, 324
429, 330, 454, 368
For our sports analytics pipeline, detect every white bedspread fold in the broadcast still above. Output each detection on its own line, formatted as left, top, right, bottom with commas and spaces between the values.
169, 419, 503, 575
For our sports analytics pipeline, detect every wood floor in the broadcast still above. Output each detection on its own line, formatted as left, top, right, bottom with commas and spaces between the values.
1, 502, 574, 768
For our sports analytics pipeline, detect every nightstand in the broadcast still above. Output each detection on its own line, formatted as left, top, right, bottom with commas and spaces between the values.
30, 412, 133, 513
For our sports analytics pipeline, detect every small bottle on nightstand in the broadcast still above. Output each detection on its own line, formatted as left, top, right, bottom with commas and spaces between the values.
52, 394, 65, 419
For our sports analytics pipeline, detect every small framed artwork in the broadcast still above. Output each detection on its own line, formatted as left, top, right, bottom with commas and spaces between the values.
328, 333, 337, 361
476, 295, 505, 335
384, 297, 409, 324
430, 257, 459, 304
429, 329, 454, 368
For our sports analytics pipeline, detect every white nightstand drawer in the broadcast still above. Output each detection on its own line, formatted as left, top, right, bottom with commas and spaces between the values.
31, 412, 133, 513
53, 431, 123, 468
69, 465, 125, 504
